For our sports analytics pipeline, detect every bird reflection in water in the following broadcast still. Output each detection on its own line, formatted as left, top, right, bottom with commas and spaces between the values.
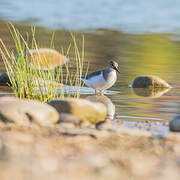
86, 95, 115, 120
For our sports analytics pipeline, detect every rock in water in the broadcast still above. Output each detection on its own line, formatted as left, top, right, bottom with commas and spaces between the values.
169, 116, 180, 132
0, 97, 59, 126
16, 48, 70, 70
0, 72, 11, 86
48, 98, 107, 124
131, 75, 171, 88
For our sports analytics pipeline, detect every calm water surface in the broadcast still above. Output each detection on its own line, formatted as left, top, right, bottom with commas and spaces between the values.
1, 20, 180, 134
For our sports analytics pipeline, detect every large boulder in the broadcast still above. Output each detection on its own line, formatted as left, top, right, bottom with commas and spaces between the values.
131, 75, 171, 88
0, 97, 59, 126
169, 116, 180, 132
48, 98, 107, 124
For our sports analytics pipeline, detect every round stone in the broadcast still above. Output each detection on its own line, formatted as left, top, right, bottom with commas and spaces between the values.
169, 116, 180, 132
131, 75, 171, 88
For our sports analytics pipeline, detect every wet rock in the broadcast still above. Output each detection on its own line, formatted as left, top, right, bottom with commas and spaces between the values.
169, 116, 180, 132
48, 98, 107, 124
0, 97, 59, 126
16, 48, 70, 70
132, 87, 170, 98
0, 72, 11, 86
131, 75, 171, 88
86, 95, 115, 120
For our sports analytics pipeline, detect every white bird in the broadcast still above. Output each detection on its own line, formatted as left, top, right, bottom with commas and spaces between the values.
81, 61, 120, 94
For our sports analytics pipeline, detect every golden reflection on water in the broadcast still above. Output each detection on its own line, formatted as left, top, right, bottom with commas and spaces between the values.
132, 87, 170, 98
1, 19, 180, 125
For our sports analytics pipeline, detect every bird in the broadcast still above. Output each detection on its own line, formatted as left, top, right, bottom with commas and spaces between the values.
81, 61, 120, 94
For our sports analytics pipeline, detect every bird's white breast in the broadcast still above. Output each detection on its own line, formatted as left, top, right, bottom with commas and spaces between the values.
83, 70, 117, 91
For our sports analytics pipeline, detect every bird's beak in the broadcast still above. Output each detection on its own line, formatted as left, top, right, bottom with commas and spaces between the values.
114, 66, 120, 74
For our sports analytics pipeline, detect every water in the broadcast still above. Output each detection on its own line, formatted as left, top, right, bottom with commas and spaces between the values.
1, 0, 180, 34
1, 13, 180, 134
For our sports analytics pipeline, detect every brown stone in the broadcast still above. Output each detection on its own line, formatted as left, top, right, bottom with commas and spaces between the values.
131, 75, 171, 88
48, 98, 107, 124
16, 48, 70, 70
0, 96, 59, 126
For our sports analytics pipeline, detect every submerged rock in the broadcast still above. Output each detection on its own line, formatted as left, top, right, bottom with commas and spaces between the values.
16, 48, 70, 70
131, 75, 171, 88
0, 97, 59, 126
169, 116, 180, 132
0, 72, 11, 86
48, 98, 107, 124
132, 87, 170, 98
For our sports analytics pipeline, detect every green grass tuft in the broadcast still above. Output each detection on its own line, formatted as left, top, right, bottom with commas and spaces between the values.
0, 24, 88, 102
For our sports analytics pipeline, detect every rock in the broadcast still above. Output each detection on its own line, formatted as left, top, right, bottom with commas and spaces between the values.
169, 116, 180, 132
132, 87, 170, 98
16, 48, 70, 70
48, 98, 107, 124
131, 75, 171, 88
0, 72, 11, 86
0, 97, 59, 126
59, 113, 81, 124
86, 95, 115, 120
56, 122, 76, 129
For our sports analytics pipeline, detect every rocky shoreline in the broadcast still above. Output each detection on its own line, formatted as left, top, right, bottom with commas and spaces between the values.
0, 67, 179, 179
0, 95, 179, 179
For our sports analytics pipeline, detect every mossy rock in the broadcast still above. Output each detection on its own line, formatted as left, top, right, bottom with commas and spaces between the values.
48, 98, 107, 124
131, 75, 171, 88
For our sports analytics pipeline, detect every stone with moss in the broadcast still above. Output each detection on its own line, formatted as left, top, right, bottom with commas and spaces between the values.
131, 75, 171, 88
48, 98, 107, 124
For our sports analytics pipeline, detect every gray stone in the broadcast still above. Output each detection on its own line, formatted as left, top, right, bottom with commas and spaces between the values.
0, 96, 59, 126
48, 98, 107, 124
131, 75, 171, 88
169, 116, 180, 132
0, 72, 11, 86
